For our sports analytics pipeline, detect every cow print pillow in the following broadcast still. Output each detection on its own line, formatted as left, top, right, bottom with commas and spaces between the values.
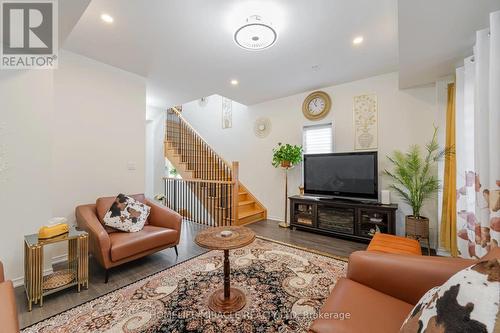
103, 194, 151, 232
400, 259, 500, 333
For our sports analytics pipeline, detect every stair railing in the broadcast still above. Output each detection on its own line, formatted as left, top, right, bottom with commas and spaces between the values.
166, 106, 233, 181
163, 162, 239, 226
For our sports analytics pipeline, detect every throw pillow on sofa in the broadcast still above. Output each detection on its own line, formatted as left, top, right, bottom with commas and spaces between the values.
103, 194, 151, 232
400, 259, 499, 333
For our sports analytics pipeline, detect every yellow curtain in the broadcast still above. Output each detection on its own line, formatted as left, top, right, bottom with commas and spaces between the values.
440, 83, 458, 256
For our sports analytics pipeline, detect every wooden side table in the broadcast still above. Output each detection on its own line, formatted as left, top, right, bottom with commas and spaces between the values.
195, 226, 255, 313
24, 227, 88, 311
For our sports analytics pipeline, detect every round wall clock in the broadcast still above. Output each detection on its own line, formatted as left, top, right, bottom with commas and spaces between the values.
302, 91, 331, 120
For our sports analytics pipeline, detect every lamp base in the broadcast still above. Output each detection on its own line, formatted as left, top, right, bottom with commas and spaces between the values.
278, 222, 289, 228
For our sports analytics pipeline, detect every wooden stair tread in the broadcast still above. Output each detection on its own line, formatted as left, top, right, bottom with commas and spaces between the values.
238, 208, 264, 219
238, 200, 254, 206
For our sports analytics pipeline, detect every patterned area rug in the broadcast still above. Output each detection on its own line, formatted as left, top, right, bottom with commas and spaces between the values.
23, 238, 347, 333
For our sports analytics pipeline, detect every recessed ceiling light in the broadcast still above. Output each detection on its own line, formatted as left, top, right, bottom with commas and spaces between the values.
352, 36, 364, 45
101, 13, 114, 23
230, 79, 239, 85
234, 15, 277, 50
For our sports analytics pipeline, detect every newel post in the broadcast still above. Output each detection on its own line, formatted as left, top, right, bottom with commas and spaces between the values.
231, 161, 239, 225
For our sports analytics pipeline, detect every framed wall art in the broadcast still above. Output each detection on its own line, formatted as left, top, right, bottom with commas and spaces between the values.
222, 97, 232, 129
353, 94, 378, 150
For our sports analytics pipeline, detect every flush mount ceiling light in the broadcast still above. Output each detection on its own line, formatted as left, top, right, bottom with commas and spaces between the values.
234, 15, 277, 50
230, 79, 239, 85
100, 13, 114, 23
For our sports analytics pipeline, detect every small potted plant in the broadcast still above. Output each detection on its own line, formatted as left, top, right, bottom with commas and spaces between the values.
154, 194, 166, 206
272, 143, 303, 228
272, 143, 303, 168
384, 126, 452, 238
154, 194, 165, 201
169, 168, 178, 177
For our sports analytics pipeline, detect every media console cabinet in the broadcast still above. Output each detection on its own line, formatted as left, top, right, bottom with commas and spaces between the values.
289, 195, 398, 242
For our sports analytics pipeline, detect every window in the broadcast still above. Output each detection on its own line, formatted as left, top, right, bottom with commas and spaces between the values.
303, 123, 333, 154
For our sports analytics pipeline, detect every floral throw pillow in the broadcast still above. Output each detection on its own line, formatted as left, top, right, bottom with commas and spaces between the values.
400, 259, 500, 333
103, 194, 150, 232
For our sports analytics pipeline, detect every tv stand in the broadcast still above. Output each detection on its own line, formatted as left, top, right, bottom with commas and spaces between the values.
289, 195, 398, 243
317, 196, 368, 204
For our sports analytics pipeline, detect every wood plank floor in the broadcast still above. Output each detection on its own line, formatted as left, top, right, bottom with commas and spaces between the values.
248, 219, 367, 258
16, 219, 366, 329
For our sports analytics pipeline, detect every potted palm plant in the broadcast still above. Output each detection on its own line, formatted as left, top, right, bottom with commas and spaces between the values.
272, 143, 303, 168
384, 126, 451, 238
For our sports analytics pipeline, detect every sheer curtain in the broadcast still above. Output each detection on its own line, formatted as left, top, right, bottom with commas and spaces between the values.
455, 11, 500, 258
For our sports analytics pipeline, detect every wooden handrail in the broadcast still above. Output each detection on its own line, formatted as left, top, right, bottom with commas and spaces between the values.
164, 108, 242, 225
169, 106, 234, 170
166, 106, 233, 181
162, 177, 234, 185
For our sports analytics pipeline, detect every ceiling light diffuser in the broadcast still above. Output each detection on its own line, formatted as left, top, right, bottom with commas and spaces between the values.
230, 79, 239, 85
101, 13, 114, 23
352, 36, 364, 45
234, 15, 277, 50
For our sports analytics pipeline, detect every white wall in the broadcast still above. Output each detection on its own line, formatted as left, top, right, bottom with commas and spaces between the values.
0, 50, 147, 281
146, 105, 166, 198
52, 50, 146, 224
182, 72, 444, 247
0, 70, 54, 282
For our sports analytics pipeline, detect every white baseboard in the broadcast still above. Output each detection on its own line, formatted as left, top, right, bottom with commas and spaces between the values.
12, 268, 53, 288
52, 253, 69, 264
12, 254, 69, 288
267, 216, 283, 222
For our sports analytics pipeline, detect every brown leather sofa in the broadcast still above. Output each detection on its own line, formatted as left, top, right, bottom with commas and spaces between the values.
0, 261, 20, 333
76, 194, 182, 282
309, 248, 500, 333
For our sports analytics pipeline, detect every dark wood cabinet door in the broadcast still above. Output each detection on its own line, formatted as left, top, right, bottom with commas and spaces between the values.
317, 205, 355, 234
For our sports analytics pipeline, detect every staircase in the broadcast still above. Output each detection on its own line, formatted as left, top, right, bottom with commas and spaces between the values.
164, 107, 266, 226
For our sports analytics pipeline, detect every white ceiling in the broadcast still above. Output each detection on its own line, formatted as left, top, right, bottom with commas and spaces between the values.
61, 0, 500, 107
62, 0, 398, 107
58, 0, 91, 45
398, 0, 500, 88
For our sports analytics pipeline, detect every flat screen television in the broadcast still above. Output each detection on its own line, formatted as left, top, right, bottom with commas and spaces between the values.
303, 152, 378, 200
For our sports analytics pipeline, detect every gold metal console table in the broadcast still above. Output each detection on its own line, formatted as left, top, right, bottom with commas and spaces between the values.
24, 227, 88, 311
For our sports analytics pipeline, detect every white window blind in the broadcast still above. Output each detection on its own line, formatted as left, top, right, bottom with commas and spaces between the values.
303, 123, 333, 154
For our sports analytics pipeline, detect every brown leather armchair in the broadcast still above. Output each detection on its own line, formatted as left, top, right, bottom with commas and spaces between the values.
0, 261, 20, 333
309, 248, 500, 333
76, 194, 182, 283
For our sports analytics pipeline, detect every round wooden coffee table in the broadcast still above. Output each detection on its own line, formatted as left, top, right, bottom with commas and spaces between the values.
195, 226, 255, 313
